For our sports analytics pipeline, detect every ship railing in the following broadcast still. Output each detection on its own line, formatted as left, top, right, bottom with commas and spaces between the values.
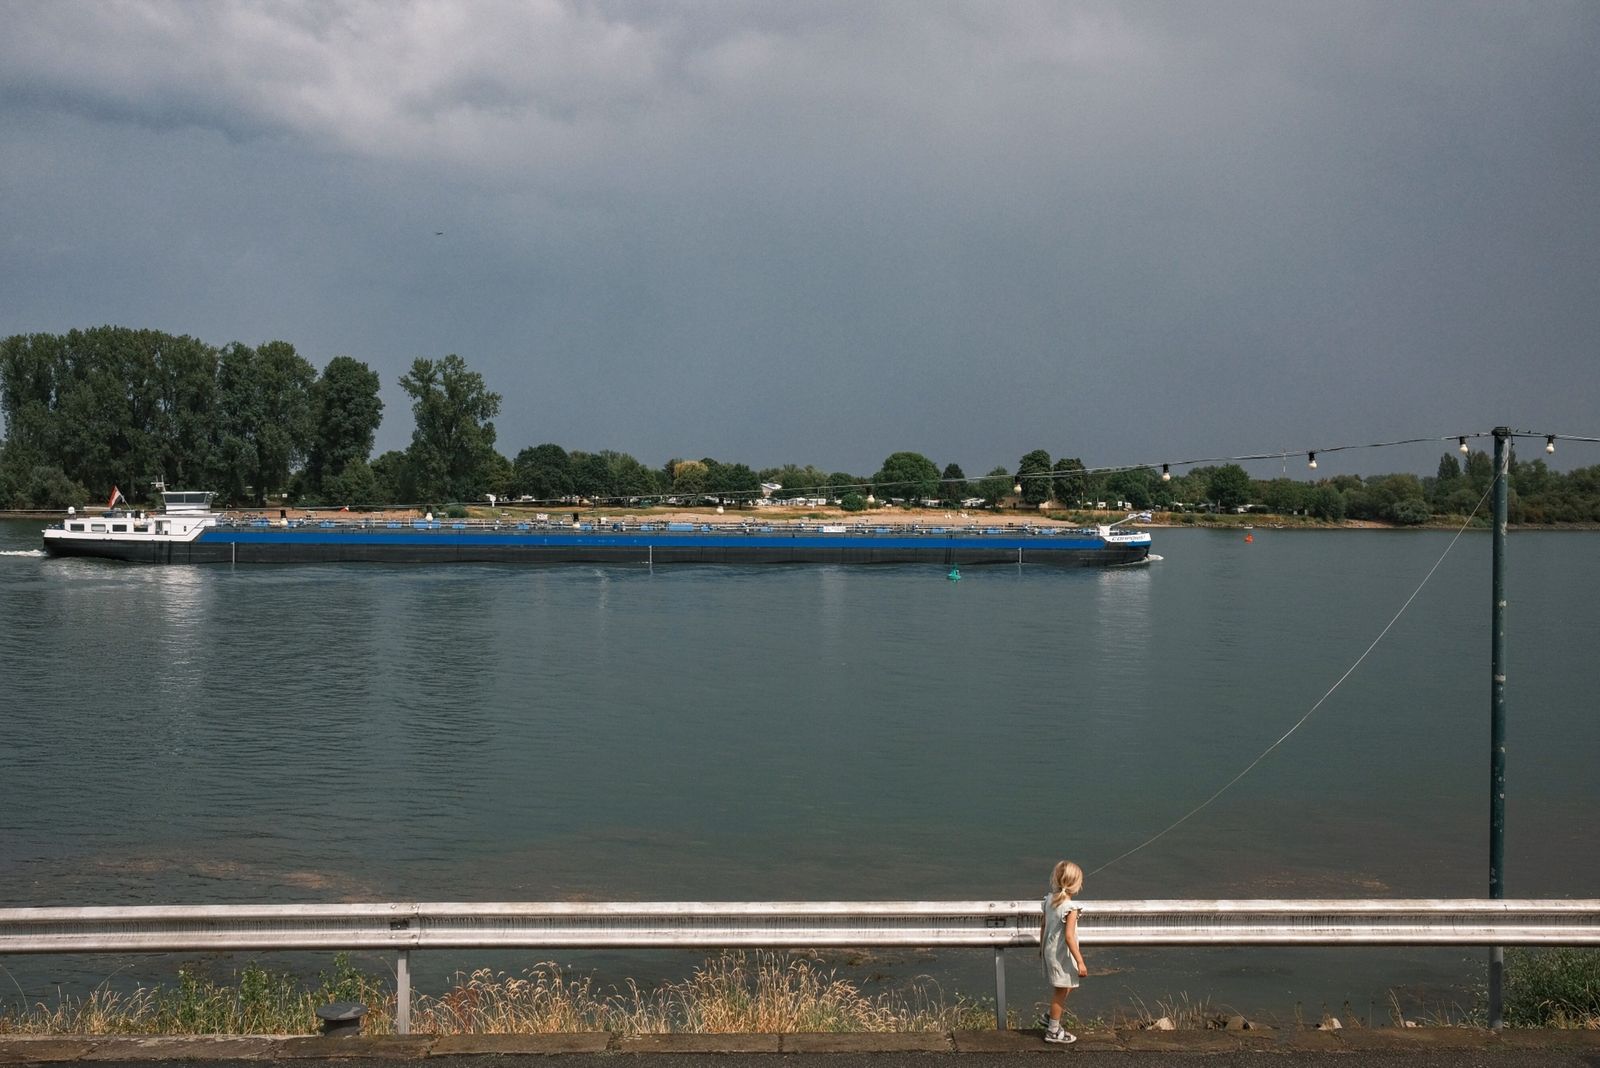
4, 899, 1596, 1033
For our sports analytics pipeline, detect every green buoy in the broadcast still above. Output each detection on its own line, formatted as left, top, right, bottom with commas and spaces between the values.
947, 566, 961, 581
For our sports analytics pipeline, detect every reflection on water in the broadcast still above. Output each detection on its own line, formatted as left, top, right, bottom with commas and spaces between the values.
1, 523, 1597, 1015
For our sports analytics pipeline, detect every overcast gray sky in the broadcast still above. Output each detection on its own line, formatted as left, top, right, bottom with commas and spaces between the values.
2, 1, 1596, 478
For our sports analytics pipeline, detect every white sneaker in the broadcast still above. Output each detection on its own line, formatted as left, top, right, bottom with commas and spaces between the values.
1044, 1028, 1077, 1044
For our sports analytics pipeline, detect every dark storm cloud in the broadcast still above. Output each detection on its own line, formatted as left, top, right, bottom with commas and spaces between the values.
2, 1, 1597, 476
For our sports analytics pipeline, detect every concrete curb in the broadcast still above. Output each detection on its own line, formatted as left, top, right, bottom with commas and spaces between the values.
2, 1028, 1599, 1060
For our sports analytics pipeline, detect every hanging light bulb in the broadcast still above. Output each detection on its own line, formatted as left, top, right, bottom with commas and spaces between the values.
1161, 463, 1171, 482
1307, 451, 1318, 470
1546, 435, 1556, 455
1459, 437, 1469, 454
1013, 479, 1023, 495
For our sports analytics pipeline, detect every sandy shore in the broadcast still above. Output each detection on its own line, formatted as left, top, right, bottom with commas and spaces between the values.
11, 505, 1556, 530
226, 505, 1123, 528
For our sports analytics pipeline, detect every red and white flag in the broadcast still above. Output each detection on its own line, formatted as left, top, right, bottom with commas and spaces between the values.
107, 486, 124, 509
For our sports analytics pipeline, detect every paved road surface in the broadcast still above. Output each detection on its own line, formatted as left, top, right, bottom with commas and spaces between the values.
5, 1031, 1599, 1067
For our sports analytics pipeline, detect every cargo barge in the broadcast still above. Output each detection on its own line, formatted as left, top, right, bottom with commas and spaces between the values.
41, 491, 1153, 568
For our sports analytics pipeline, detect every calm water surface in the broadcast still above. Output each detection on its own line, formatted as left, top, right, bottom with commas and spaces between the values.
1, 520, 1596, 1019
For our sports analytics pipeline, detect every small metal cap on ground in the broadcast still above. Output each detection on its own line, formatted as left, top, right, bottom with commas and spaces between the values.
315, 1001, 367, 1038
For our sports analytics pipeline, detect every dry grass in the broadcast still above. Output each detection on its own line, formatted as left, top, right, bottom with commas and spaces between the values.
414, 954, 994, 1034
1103, 992, 1223, 1030
0, 953, 993, 1036
16, 951, 1546, 1037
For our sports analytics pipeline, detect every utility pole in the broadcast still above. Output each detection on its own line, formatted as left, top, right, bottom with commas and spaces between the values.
1488, 426, 1510, 1029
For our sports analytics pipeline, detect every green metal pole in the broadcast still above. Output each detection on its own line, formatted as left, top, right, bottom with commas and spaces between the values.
1488, 426, 1510, 1029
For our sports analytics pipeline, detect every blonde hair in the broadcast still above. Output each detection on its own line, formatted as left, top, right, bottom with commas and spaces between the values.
1049, 860, 1084, 908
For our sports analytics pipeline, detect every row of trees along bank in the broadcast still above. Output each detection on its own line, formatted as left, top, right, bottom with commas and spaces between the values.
4, 327, 1599, 522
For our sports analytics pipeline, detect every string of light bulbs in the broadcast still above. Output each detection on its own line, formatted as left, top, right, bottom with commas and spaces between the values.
560, 429, 1592, 506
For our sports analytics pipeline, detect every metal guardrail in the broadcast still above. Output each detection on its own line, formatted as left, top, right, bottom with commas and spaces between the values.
4, 900, 1598, 1033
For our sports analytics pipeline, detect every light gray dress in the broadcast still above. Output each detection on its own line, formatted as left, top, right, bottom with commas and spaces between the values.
1041, 893, 1081, 989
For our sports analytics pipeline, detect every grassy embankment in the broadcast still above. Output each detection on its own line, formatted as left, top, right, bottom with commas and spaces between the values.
3, 949, 1595, 1035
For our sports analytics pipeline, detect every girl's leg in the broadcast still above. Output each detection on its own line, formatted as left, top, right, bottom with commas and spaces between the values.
1049, 987, 1071, 1023
1045, 988, 1077, 1042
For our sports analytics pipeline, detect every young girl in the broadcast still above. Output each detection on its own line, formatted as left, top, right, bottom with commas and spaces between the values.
1040, 860, 1088, 1044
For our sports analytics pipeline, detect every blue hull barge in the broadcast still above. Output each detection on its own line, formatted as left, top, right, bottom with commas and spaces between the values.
42, 492, 1153, 568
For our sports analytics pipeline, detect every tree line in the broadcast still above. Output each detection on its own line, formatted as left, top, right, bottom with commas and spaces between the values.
4, 327, 1598, 523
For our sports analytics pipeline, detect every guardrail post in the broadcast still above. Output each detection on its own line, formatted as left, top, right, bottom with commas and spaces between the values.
993, 947, 1006, 1030
396, 950, 411, 1035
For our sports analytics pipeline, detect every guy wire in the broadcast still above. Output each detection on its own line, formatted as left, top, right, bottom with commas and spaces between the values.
1086, 478, 1498, 878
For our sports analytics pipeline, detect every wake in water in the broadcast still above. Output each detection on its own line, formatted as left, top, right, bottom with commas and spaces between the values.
0, 549, 45, 557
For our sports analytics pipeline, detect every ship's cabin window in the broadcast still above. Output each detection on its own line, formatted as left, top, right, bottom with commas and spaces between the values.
111, 523, 128, 532
90, 523, 107, 533
68, 522, 85, 532
163, 491, 214, 512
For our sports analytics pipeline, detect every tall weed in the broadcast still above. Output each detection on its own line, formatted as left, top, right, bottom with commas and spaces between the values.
1504, 948, 1600, 1028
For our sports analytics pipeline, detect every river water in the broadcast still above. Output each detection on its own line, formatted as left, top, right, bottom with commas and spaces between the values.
1, 519, 1595, 1022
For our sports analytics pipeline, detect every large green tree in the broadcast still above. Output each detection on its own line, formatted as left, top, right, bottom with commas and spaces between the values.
153, 333, 221, 490
1105, 467, 1157, 509
938, 463, 968, 506
1016, 449, 1053, 505
569, 450, 611, 500
513, 443, 575, 500
0, 445, 87, 509
873, 451, 940, 504
324, 459, 383, 505
667, 458, 709, 496
1435, 453, 1462, 489
1308, 484, 1346, 520
1207, 464, 1254, 512
565, 449, 657, 502
1261, 477, 1307, 515
305, 356, 383, 499
976, 465, 1012, 505
0, 333, 64, 472
370, 449, 413, 504
2, 328, 225, 500
55, 328, 165, 495
1464, 450, 1494, 495
399, 354, 502, 502
760, 463, 829, 498
607, 451, 657, 500
215, 340, 317, 505
825, 471, 862, 500
707, 458, 760, 502
1051, 457, 1087, 506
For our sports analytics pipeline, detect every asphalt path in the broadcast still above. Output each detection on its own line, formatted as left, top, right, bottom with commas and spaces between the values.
61, 1055, 1600, 1068
8, 1032, 1600, 1068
